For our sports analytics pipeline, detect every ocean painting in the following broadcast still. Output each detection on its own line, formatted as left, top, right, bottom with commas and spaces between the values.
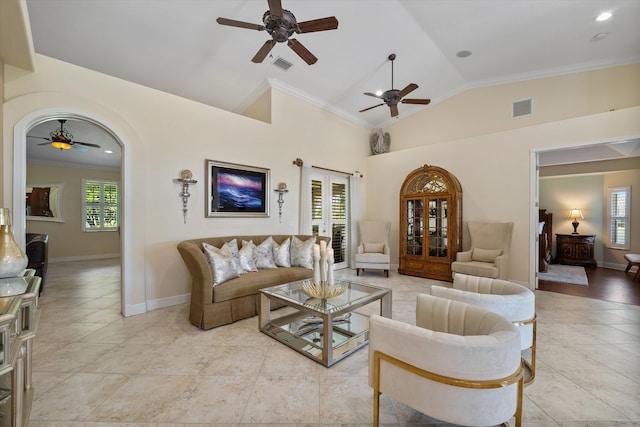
217, 171, 263, 210
207, 160, 269, 217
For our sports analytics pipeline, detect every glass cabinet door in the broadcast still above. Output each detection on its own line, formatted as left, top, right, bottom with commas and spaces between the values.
428, 197, 448, 257
405, 199, 423, 255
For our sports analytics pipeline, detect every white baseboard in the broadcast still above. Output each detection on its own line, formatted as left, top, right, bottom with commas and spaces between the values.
123, 303, 147, 317
602, 262, 632, 271
145, 293, 190, 311
50, 254, 120, 263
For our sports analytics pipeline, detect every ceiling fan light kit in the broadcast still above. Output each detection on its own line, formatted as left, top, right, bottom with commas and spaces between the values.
28, 119, 102, 151
217, 0, 338, 65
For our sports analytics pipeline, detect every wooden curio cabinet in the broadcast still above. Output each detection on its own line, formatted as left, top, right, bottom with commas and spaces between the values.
399, 165, 462, 281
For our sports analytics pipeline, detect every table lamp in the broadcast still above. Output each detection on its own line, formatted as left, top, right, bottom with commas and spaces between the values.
569, 208, 583, 234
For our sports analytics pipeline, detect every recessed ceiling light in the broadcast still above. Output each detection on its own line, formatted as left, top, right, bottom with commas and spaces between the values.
375, 90, 383, 96
105, 150, 113, 154
456, 50, 472, 58
595, 11, 612, 21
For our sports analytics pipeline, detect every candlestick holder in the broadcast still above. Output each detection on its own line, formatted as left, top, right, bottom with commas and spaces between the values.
173, 169, 197, 224
274, 182, 288, 223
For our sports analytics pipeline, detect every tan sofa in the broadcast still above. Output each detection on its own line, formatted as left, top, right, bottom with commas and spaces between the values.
177, 235, 330, 330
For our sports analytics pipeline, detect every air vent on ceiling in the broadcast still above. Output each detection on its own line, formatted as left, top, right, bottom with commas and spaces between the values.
273, 57, 293, 71
512, 98, 532, 118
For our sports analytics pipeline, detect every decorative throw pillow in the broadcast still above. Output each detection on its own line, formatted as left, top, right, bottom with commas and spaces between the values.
471, 248, 503, 263
363, 242, 385, 253
203, 242, 242, 275
226, 238, 240, 258
273, 237, 291, 267
239, 240, 258, 272
202, 243, 240, 285
255, 237, 277, 269
290, 236, 316, 270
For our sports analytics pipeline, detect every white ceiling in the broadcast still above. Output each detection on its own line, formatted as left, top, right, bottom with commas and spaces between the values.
23, 0, 640, 169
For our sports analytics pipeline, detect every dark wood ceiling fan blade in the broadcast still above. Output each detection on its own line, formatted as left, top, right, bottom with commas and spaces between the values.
359, 103, 385, 113
398, 83, 418, 98
288, 39, 317, 65
390, 104, 399, 117
297, 17, 339, 33
402, 98, 431, 105
75, 141, 101, 148
252, 40, 276, 63
216, 17, 265, 31
37, 141, 52, 146
28, 135, 51, 141
364, 92, 382, 99
268, 0, 283, 17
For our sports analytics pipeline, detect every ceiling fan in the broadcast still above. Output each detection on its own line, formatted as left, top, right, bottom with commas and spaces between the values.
28, 119, 101, 151
216, 0, 338, 65
360, 54, 431, 117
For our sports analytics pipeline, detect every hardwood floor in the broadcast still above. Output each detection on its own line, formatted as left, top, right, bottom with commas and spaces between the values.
538, 265, 640, 305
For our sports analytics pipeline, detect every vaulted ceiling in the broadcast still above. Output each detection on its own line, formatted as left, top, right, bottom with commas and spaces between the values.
21, 0, 640, 169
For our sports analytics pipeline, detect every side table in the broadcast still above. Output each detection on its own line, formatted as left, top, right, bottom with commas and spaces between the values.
555, 234, 597, 267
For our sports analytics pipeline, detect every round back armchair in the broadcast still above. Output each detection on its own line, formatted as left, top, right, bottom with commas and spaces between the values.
431, 273, 536, 383
369, 294, 523, 427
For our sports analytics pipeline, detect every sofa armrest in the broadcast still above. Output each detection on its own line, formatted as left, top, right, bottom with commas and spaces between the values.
177, 241, 214, 308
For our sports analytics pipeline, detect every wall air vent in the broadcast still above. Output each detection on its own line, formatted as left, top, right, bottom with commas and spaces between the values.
273, 57, 293, 71
512, 98, 532, 118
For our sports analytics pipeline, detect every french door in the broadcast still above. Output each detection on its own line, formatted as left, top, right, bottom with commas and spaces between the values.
310, 171, 349, 270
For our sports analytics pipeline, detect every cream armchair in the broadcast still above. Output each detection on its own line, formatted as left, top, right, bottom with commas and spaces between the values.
431, 273, 537, 384
355, 220, 391, 277
451, 221, 514, 279
369, 294, 523, 427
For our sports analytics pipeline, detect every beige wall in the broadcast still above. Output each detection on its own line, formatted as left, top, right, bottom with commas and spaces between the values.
365, 107, 640, 284
3, 54, 370, 314
1, 12, 639, 311
386, 64, 640, 152
26, 162, 120, 260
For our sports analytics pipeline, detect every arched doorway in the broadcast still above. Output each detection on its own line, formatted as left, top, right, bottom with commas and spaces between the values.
13, 110, 132, 316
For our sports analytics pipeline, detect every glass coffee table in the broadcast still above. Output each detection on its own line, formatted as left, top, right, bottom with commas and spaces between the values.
259, 280, 392, 367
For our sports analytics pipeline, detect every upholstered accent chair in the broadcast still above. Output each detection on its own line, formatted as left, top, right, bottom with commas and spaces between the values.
355, 220, 391, 277
431, 273, 537, 384
451, 221, 514, 279
369, 294, 523, 427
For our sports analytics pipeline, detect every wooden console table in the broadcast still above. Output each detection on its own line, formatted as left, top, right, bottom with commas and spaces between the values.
555, 234, 597, 267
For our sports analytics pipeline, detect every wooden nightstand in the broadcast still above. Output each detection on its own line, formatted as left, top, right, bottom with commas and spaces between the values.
555, 234, 597, 267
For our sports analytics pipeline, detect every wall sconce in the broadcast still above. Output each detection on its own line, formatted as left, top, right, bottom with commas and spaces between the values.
274, 182, 288, 223
569, 208, 583, 234
174, 170, 197, 224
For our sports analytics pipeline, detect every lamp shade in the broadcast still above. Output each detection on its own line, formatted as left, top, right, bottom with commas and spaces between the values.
569, 209, 583, 219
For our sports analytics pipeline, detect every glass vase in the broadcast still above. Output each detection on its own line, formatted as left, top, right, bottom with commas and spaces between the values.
0, 208, 28, 278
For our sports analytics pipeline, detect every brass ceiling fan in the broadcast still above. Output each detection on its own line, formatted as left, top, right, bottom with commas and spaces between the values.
28, 119, 101, 151
216, 0, 338, 65
360, 54, 431, 117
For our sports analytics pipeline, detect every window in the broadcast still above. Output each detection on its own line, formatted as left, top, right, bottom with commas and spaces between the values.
83, 180, 119, 231
607, 186, 630, 249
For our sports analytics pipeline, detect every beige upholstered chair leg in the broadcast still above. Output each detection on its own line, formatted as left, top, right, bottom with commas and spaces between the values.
372, 350, 524, 427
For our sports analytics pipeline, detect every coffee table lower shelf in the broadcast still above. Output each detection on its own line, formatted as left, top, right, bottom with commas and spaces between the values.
262, 311, 370, 367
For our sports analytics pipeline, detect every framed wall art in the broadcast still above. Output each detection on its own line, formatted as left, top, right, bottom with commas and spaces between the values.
206, 160, 270, 217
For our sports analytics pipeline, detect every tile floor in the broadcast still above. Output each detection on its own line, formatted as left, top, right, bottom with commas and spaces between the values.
28, 259, 640, 426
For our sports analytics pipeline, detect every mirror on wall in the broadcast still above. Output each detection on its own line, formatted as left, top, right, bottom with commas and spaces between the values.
26, 183, 64, 222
